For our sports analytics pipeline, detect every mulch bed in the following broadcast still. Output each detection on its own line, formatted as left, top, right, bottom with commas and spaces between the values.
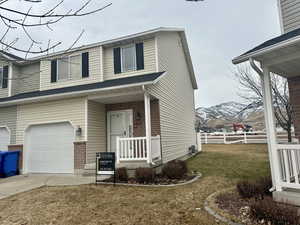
103, 174, 197, 185
214, 190, 300, 225
214, 190, 260, 225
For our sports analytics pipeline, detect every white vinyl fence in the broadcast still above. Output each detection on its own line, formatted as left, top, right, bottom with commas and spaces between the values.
201, 131, 299, 144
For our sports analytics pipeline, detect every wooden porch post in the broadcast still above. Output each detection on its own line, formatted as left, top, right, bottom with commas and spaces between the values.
261, 65, 282, 191
144, 92, 152, 164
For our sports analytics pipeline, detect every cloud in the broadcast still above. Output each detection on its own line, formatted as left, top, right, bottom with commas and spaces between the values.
1, 0, 280, 107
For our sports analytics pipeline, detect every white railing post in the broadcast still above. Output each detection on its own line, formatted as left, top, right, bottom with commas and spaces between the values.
244, 132, 247, 144
144, 93, 152, 164
197, 132, 202, 152
205, 133, 208, 144
223, 133, 226, 144
116, 136, 120, 164
261, 65, 282, 191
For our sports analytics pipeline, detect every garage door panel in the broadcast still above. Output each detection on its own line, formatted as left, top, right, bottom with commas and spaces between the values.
0, 127, 9, 151
25, 122, 74, 174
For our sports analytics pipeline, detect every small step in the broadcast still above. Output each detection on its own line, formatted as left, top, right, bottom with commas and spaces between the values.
273, 190, 300, 206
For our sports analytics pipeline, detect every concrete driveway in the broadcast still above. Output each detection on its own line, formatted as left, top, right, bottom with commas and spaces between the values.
0, 174, 95, 200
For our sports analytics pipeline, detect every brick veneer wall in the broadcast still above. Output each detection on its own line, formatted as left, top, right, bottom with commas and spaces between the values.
74, 142, 86, 171
8, 144, 23, 172
106, 100, 161, 137
288, 76, 300, 140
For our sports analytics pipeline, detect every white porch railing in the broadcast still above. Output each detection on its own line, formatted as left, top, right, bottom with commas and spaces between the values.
277, 144, 300, 189
116, 136, 161, 163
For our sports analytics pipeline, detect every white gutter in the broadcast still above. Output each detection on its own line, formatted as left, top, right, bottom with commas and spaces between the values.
232, 34, 300, 65
0, 80, 155, 107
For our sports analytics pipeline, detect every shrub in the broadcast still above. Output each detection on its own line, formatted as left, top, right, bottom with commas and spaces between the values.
162, 160, 188, 179
250, 197, 300, 225
237, 180, 260, 199
116, 167, 128, 182
135, 167, 155, 184
237, 176, 272, 199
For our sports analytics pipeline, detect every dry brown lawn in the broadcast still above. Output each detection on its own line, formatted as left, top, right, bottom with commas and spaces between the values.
0, 144, 270, 225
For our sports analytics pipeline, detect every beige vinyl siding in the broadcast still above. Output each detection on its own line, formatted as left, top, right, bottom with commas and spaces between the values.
11, 65, 19, 96
0, 106, 17, 144
0, 61, 9, 98
16, 97, 86, 144
103, 38, 156, 80
148, 32, 196, 163
40, 46, 103, 91
13, 63, 40, 94
87, 100, 106, 163
280, 0, 300, 33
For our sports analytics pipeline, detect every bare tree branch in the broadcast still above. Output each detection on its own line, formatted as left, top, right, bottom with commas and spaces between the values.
234, 65, 294, 142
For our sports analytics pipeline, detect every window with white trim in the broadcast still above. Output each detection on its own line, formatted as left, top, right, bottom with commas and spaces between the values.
57, 57, 69, 81
121, 44, 136, 72
0, 67, 3, 88
70, 54, 81, 77
57, 55, 81, 81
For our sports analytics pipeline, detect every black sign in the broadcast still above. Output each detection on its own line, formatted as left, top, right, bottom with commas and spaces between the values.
96, 152, 116, 184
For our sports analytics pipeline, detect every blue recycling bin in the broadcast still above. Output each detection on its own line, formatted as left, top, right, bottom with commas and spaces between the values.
0, 151, 20, 178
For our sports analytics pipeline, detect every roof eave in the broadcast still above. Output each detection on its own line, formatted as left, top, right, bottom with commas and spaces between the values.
0, 80, 156, 107
233, 34, 300, 65
178, 31, 198, 89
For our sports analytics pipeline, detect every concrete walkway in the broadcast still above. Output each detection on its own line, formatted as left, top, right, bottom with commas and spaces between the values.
0, 174, 95, 200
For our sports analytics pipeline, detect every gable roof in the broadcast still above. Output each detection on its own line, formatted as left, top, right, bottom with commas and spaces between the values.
3, 27, 197, 89
0, 50, 23, 62
0, 71, 165, 106
232, 27, 300, 64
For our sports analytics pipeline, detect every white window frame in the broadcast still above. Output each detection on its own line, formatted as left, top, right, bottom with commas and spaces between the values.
121, 44, 136, 73
0, 67, 3, 88
56, 54, 82, 82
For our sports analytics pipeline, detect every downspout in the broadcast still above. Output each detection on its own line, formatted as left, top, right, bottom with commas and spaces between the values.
249, 58, 263, 77
249, 57, 276, 193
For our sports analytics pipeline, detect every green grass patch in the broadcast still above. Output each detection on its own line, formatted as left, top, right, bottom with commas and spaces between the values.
187, 144, 270, 182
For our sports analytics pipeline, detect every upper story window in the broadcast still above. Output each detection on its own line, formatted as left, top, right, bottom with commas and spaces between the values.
0, 66, 8, 89
114, 42, 144, 74
121, 44, 136, 72
57, 57, 71, 81
51, 52, 89, 83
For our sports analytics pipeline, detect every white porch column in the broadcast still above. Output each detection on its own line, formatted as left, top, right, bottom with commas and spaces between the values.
261, 66, 282, 191
144, 92, 152, 163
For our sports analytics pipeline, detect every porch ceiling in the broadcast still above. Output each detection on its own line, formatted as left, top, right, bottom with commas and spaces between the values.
91, 93, 145, 104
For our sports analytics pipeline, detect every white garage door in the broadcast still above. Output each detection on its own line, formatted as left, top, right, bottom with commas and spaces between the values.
0, 127, 9, 151
25, 122, 74, 174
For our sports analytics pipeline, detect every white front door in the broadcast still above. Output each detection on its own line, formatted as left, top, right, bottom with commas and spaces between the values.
107, 110, 133, 152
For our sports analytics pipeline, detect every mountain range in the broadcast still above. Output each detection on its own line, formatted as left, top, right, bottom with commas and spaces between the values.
196, 101, 265, 131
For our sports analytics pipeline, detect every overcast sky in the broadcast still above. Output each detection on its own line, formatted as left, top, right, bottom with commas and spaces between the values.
4, 0, 281, 107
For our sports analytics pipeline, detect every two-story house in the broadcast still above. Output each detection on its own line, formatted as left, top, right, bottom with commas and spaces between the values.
233, 1, 300, 205
0, 27, 198, 175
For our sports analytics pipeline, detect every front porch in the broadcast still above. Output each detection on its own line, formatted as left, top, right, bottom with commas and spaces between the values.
85, 88, 162, 173
233, 30, 300, 206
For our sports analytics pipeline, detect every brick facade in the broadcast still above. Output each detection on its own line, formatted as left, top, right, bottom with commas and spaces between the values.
74, 142, 86, 171
8, 144, 23, 172
288, 76, 300, 140
106, 100, 161, 137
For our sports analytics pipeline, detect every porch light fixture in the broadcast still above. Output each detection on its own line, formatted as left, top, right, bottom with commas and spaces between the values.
136, 112, 142, 121
76, 126, 82, 136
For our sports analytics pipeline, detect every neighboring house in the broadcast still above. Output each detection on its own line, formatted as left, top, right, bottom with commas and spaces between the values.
0, 27, 198, 174
233, 1, 300, 205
